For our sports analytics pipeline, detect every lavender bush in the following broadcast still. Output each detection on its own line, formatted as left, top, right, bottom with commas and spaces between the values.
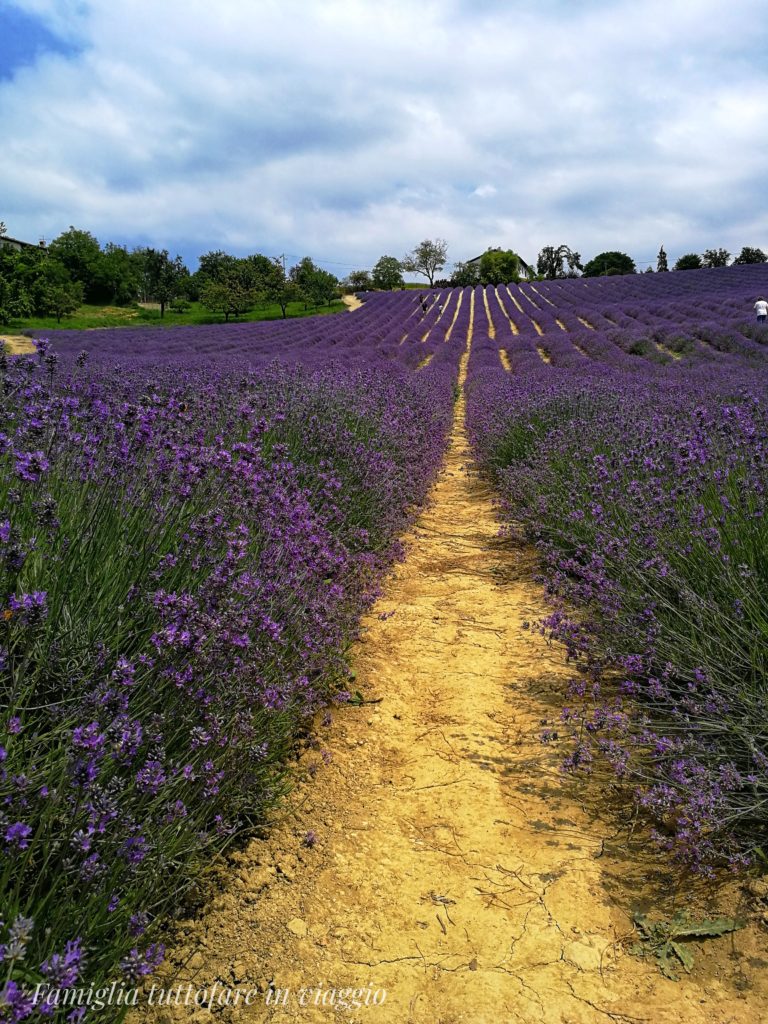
0, 311, 459, 1020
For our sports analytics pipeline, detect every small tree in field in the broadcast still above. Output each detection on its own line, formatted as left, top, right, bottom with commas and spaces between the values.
674, 253, 703, 271
582, 251, 636, 277
733, 246, 767, 265
137, 249, 188, 317
41, 281, 83, 323
537, 244, 582, 279
402, 239, 448, 287
656, 246, 669, 272
371, 256, 404, 291
263, 258, 299, 318
200, 277, 255, 321
449, 261, 481, 287
47, 226, 103, 302
0, 279, 32, 324
702, 248, 730, 268
346, 270, 372, 291
289, 257, 339, 308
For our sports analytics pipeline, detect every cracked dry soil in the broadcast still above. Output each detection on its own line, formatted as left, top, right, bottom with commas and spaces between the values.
133, 346, 768, 1024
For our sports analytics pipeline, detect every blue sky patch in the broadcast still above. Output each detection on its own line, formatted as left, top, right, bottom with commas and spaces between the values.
0, 5, 80, 80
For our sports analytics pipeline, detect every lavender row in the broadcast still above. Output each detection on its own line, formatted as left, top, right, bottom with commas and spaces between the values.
0, 339, 457, 1019
466, 348, 768, 873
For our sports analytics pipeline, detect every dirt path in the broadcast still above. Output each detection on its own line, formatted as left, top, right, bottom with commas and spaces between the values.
135, 337, 766, 1024
0, 334, 35, 354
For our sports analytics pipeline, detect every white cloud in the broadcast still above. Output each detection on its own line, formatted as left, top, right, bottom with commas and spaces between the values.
2, 0, 768, 271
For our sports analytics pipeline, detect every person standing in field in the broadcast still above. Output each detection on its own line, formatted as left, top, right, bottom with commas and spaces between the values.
754, 297, 768, 322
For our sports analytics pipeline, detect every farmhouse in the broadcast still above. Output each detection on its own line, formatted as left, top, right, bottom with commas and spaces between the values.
0, 234, 47, 252
465, 247, 535, 279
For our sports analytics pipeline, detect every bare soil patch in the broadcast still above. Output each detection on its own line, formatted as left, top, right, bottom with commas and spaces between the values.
0, 334, 35, 355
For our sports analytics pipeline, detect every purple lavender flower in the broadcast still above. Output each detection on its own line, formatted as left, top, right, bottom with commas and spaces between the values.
0, 980, 36, 1021
14, 450, 50, 483
40, 938, 84, 987
120, 942, 165, 982
8, 592, 48, 625
135, 759, 167, 795
4, 822, 32, 851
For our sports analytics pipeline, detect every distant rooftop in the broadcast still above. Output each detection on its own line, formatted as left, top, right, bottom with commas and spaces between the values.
0, 234, 47, 251
465, 249, 534, 278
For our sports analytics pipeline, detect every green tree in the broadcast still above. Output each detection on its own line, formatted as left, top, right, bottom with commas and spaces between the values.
702, 248, 730, 268
402, 239, 448, 287
449, 261, 481, 287
263, 258, 299, 318
0, 278, 32, 325
345, 270, 372, 291
371, 256, 404, 291
656, 245, 669, 272
197, 250, 238, 282
536, 244, 582, 279
136, 249, 188, 317
674, 253, 703, 271
309, 268, 339, 307
582, 251, 636, 277
0, 245, 38, 298
40, 281, 84, 322
242, 253, 276, 282
29, 256, 72, 316
192, 251, 272, 303
478, 248, 525, 285
200, 276, 255, 321
733, 246, 767, 265
190, 250, 234, 300
289, 257, 338, 308
47, 226, 103, 301
95, 243, 142, 304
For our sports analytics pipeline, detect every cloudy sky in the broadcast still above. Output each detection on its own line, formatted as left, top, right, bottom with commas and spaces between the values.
2, 0, 767, 276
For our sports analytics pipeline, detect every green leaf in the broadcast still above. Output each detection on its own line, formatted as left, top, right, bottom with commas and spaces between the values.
669, 941, 694, 973
670, 916, 741, 939
657, 945, 680, 981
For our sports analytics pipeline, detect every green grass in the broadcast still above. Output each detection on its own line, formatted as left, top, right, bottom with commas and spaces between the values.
0, 299, 348, 334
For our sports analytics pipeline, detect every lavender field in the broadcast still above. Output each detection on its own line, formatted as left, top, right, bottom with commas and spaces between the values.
2, 263, 768, 1019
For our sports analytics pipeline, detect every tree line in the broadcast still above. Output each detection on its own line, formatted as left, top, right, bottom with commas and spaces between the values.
345, 239, 768, 292
346, 241, 531, 290
0, 223, 342, 326
527, 242, 767, 278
